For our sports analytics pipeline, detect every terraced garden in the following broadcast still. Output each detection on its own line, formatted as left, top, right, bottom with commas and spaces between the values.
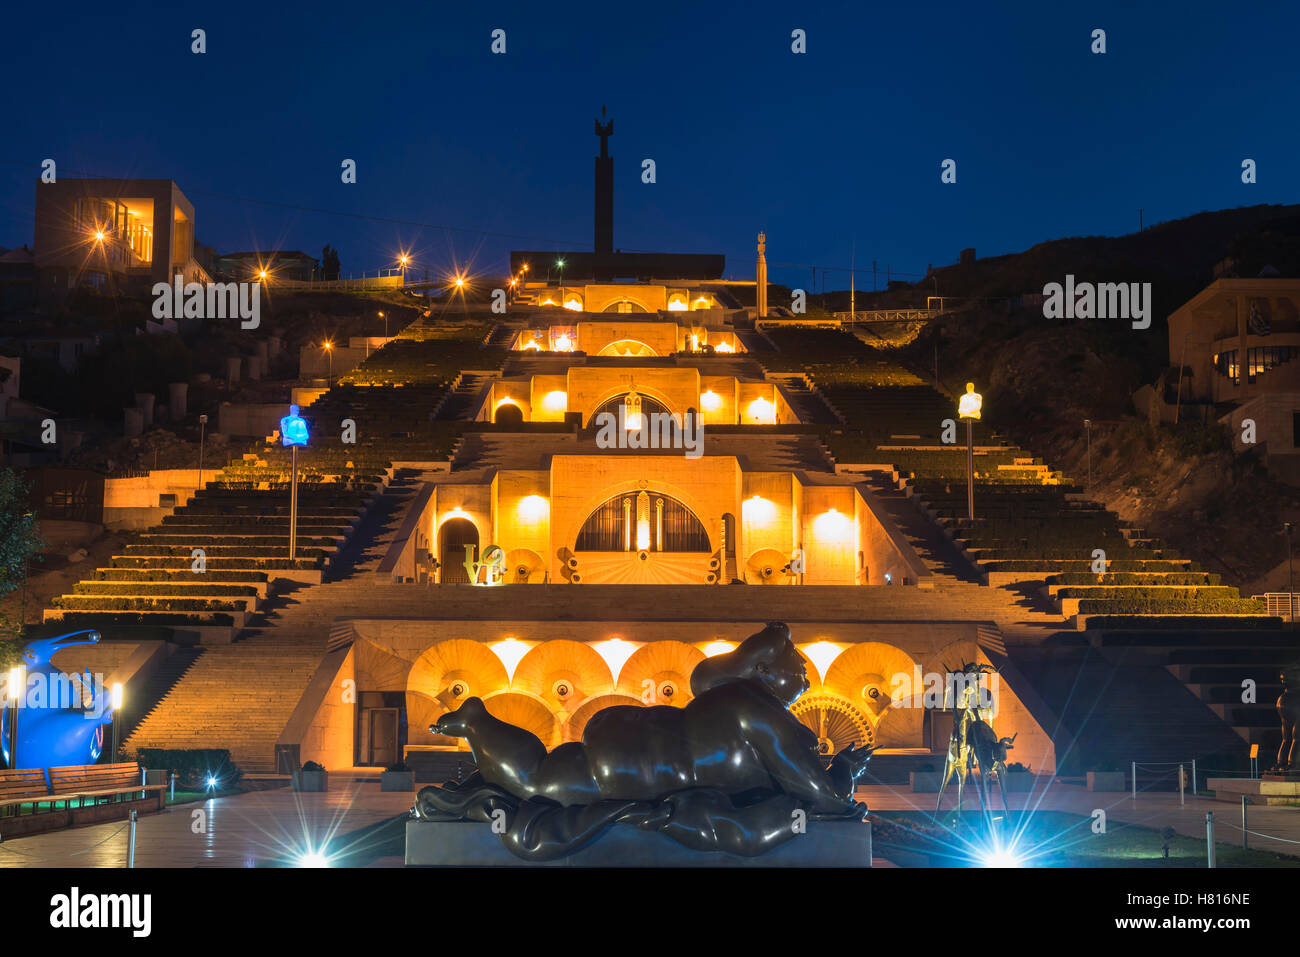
761, 327, 1275, 629
44, 319, 503, 637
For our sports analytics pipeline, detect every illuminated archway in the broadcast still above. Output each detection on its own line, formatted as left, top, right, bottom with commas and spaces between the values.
592, 392, 671, 421
576, 490, 709, 552
493, 400, 524, 426
601, 300, 650, 314
437, 518, 478, 583
597, 338, 657, 357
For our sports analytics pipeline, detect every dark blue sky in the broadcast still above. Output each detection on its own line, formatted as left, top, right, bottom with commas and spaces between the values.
2, 0, 1295, 290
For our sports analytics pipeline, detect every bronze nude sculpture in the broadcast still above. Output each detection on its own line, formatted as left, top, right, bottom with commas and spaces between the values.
1272, 669, 1300, 773
413, 622, 874, 859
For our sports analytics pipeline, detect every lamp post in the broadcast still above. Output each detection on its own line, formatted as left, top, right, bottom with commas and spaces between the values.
378, 311, 387, 339
198, 413, 208, 489
7, 666, 23, 770
111, 682, 123, 759
399, 255, 409, 286
958, 382, 983, 522
1084, 418, 1092, 488
323, 340, 334, 387
1286, 523, 1295, 624
280, 405, 309, 560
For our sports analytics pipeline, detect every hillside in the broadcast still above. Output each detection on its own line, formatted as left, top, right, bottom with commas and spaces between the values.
884, 204, 1300, 593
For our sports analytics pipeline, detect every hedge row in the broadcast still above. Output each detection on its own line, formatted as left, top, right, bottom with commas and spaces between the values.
1076, 597, 1266, 614
94, 569, 269, 583
52, 596, 246, 611
110, 557, 320, 570
983, 560, 1190, 572
123, 545, 329, 558
48, 612, 235, 626
1058, 586, 1238, 600
74, 582, 260, 597
1047, 572, 1221, 586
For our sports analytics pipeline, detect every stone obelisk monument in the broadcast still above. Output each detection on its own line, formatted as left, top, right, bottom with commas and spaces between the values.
756, 232, 768, 318
595, 107, 614, 257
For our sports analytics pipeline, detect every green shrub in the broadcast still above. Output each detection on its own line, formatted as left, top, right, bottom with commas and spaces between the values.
136, 748, 243, 790
52, 596, 245, 611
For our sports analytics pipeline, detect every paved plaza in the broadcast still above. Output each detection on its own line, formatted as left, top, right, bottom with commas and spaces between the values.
1, 780, 1296, 868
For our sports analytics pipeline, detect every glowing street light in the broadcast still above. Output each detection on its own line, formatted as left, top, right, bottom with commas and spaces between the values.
958, 382, 983, 521
280, 404, 310, 560
257, 269, 268, 281
93, 230, 105, 243
323, 340, 334, 386
398, 253, 410, 285
6, 665, 24, 769
198, 413, 208, 489
378, 310, 387, 338
111, 683, 123, 757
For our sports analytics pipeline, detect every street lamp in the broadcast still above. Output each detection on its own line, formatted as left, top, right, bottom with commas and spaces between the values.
280, 405, 310, 560
378, 311, 387, 338
6, 665, 23, 770
198, 414, 208, 489
1286, 523, 1294, 623
1084, 419, 1092, 488
398, 254, 410, 285
958, 382, 983, 522
323, 340, 334, 386
111, 683, 123, 758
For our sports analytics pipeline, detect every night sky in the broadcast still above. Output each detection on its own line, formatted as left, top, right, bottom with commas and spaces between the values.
2, 0, 1295, 289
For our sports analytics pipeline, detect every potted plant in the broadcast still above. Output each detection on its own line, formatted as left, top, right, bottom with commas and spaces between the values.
380, 760, 414, 792
293, 760, 329, 792
1003, 762, 1035, 792
909, 762, 944, 793
1087, 762, 1125, 792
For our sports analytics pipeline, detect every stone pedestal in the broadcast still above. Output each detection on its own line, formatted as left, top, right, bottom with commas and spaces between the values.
406, 818, 871, 867
1208, 776, 1300, 805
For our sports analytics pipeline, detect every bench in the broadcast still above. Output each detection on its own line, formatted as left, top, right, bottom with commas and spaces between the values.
0, 768, 59, 815
48, 762, 166, 810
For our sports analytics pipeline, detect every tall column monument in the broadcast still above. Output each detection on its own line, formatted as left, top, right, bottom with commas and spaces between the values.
595, 107, 614, 256
756, 232, 768, 318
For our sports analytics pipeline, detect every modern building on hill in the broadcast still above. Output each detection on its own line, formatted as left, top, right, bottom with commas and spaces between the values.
215, 250, 319, 282
1164, 277, 1300, 478
32, 178, 208, 306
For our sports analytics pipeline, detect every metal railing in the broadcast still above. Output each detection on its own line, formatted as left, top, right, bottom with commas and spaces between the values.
1252, 593, 1297, 621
